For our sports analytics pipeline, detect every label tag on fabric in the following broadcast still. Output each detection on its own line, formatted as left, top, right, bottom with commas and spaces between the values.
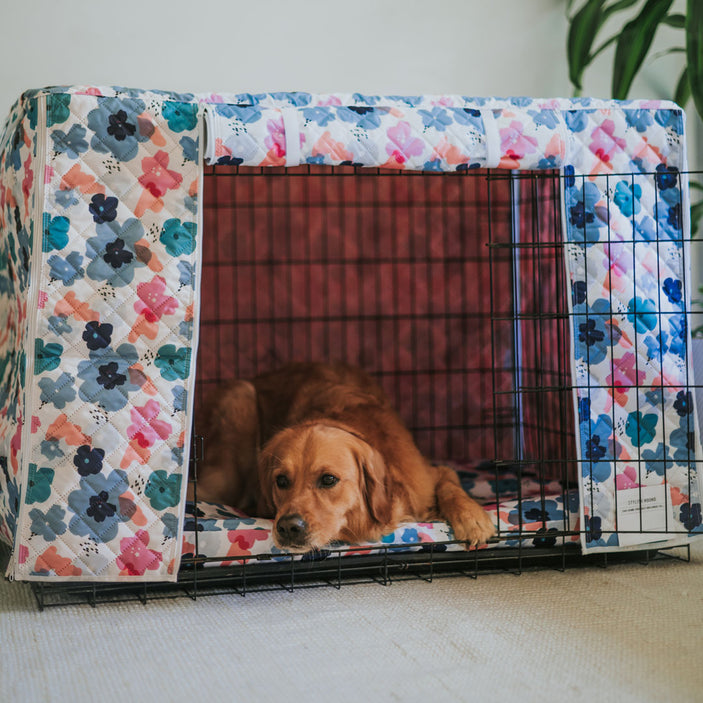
615, 484, 682, 547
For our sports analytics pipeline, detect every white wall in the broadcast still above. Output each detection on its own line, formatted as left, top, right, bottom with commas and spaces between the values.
1, 0, 695, 153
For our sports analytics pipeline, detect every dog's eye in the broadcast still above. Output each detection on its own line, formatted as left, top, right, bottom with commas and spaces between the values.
275, 475, 291, 489
318, 474, 339, 489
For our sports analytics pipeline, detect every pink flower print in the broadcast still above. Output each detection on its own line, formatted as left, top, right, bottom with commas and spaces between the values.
134, 275, 178, 323
117, 530, 163, 576
606, 352, 645, 407
499, 120, 538, 168
138, 150, 183, 198
615, 465, 644, 490
385, 122, 425, 164
265, 117, 286, 159
590, 119, 626, 166
127, 399, 172, 449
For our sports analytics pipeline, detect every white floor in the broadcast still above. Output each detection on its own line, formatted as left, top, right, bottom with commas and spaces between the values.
2, 542, 702, 703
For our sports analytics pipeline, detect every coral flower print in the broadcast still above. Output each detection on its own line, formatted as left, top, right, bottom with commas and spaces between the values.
116, 530, 163, 576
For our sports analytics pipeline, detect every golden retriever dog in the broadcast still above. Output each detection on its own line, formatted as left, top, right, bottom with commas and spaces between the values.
194, 362, 495, 552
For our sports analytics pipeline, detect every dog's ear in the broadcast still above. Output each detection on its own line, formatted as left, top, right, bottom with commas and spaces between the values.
356, 442, 392, 526
256, 444, 276, 518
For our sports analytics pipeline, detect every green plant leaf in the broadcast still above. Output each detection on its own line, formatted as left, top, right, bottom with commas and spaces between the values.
568, 0, 608, 93
691, 199, 703, 237
686, 0, 703, 121
612, 0, 674, 99
674, 66, 691, 108
603, 0, 640, 22
662, 13, 686, 29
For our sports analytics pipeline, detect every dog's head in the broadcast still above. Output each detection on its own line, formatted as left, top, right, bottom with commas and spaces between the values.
257, 422, 392, 552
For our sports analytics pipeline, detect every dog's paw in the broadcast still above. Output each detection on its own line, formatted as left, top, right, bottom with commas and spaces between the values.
449, 501, 496, 549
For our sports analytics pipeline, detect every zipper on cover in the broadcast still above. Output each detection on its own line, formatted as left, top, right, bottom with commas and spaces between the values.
10, 93, 47, 580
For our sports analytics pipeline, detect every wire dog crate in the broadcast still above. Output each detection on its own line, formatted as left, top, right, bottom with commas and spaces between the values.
1, 88, 701, 608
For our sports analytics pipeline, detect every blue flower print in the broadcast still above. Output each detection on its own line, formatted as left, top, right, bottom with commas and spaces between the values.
625, 410, 658, 447
563, 164, 576, 188
77, 343, 142, 411
86, 97, 148, 162
48, 251, 84, 286
337, 106, 382, 130
578, 396, 591, 424
572, 280, 587, 306
670, 416, 694, 464
155, 344, 191, 381
574, 302, 612, 364
40, 439, 64, 460
162, 102, 199, 132
641, 443, 674, 477
145, 470, 183, 510
38, 372, 77, 410
55, 188, 79, 208
232, 105, 263, 124
35, 339, 63, 374
627, 297, 657, 334
67, 469, 129, 543
73, 445, 105, 477
172, 385, 187, 413
42, 214, 69, 252
564, 110, 590, 133
89, 194, 118, 224
180, 135, 198, 162
663, 277, 682, 305
29, 505, 67, 541
302, 107, 335, 127
161, 513, 179, 539
667, 314, 687, 358
419, 107, 453, 132
613, 180, 642, 218
50, 124, 89, 159
654, 110, 683, 133
531, 110, 560, 129
86, 218, 146, 287
160, 219, 196, 257
564, 180, 603, 244
82, 321, 113, 351
625, 110, 653, 133
538, 155, 560, 169
26, 464, 55, 504
177, 260, 194, 288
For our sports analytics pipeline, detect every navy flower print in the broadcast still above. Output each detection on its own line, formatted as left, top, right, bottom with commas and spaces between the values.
82, 321, 113, 350
96, 361, 126, 390
87, 490, 116, 522
74, 445, 105, 477
89, 194, 118, 224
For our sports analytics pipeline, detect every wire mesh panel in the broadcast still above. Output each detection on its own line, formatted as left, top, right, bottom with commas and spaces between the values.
198, 164, 574, 471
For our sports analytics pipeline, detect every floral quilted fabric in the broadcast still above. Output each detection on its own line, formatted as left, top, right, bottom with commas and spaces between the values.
0, 86, 701, 582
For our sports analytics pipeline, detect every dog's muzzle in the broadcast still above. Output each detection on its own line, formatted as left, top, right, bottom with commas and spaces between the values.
275, 513, 309, 548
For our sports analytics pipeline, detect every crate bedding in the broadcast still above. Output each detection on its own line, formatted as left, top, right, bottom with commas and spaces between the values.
183, 464, 579, 569
0, 86, 701, 582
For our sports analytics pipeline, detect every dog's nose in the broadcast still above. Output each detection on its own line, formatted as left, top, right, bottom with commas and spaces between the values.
276, 514, 308, 546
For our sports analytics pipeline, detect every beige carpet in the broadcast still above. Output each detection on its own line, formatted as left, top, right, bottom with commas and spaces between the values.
1, 543, 702, 703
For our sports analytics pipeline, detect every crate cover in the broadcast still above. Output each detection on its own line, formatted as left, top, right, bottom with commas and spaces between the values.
0, 86, 701, 581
